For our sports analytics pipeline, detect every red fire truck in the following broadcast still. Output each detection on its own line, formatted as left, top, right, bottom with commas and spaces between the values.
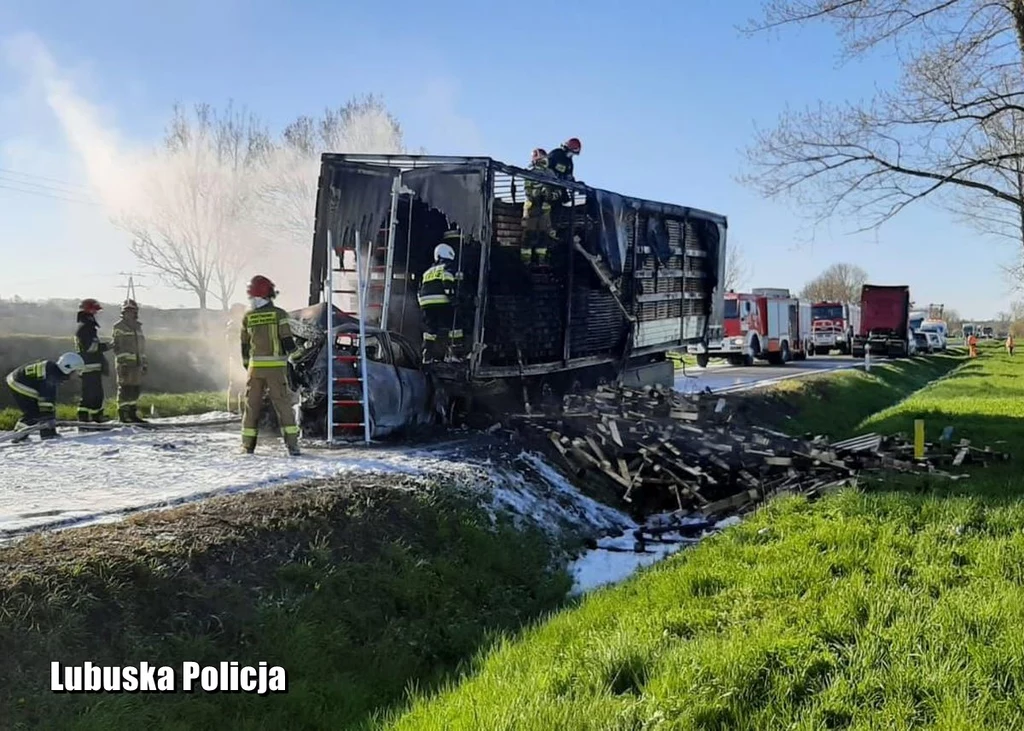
810, 301, 862, 355
692, 288, 810, 367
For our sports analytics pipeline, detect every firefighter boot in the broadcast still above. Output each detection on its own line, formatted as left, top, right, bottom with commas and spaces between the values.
285, 434, 301, 457
93, 411, 111, 425
241, 434, 257, 454
422, 332, 439, 364
76, 408, 92, 423
129, 405, 148, 424
11, 419, 35, 444
118, 405, 132, 423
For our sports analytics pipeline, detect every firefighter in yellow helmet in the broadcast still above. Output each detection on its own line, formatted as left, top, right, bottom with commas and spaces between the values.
111, 299, 148, 423
239, 275, 301, 455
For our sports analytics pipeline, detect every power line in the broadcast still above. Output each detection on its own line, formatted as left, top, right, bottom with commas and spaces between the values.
0, 166, 91, 192
0, 173, 100, 200
0, 181, 101, 206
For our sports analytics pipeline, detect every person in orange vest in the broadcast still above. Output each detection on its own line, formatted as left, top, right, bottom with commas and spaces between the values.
1006, 332, 1015, 356
968, 333, 979, 358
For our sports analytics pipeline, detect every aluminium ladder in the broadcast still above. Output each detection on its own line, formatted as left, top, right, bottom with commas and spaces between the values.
324, 175, 402, 444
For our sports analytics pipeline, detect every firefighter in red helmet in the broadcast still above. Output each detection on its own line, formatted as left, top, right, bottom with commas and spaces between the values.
74, 298, 111, 422
239, 275, 301, 455
547, 137, 580, 184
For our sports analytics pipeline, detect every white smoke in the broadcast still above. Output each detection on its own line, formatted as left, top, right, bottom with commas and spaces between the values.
4, 31, 407, 311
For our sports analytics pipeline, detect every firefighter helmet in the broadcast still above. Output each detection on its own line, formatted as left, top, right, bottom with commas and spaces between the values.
531, 148, 548, 164
563, 137, 582, 154
246, 275, 277, 299
434, 244, 456, 262
122, 299, 139, 312
56, 352, 86, 375
79, 298, 103, 314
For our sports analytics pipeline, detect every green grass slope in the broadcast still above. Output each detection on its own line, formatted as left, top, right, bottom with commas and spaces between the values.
0, 391, 228, 430
0, 482, 568, 731
385, 346, 1024, 731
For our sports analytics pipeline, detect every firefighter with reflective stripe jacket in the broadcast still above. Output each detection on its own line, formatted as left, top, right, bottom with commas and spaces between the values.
5, 353, 86, 441
521, 148, 559, 266
547, 137, 580, 183
74, 298, 111, 423
112, 299, 148, 423
417, 234, 462, 363
239, 275, 301, 456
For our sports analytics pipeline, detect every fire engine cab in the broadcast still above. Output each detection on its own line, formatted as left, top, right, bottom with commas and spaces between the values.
691, 288, 808, 367
811, 301, 861, 355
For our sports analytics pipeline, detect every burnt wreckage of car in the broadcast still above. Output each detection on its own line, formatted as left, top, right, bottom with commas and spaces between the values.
293, 154, 727, 433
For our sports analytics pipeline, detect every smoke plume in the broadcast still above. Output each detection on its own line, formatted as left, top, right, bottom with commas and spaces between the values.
6, 31, 406, 312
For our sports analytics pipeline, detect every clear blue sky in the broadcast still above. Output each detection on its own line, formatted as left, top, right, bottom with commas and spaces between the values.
0, 0, 1013, 318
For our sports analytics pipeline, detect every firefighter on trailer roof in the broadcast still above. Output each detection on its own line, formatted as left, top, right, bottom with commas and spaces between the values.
74, 298, 111, 423
240, 275, 301, 456
111, 299, 148, 423
547, 137, 581, 183
5, 353, 86, 442
521, 147, 559, 267
417, 232, 462, 363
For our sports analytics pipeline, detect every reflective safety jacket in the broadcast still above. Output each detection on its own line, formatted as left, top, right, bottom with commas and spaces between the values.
112, 317, 147, 368
418, 262, 456, 308
547, 146, 575, 182
74, 312, 109, 374
6, 360, 65, 414
524, 156, 556, 202
240, 303, 296, 370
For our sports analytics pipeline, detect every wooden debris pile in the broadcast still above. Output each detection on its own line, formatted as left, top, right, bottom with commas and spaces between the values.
515, 383, 1009, 519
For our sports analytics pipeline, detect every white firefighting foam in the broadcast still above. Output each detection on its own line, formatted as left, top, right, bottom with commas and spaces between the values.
0, 420, 740, 593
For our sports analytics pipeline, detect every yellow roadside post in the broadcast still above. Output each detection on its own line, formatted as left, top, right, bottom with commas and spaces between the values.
914, 419, 925, 460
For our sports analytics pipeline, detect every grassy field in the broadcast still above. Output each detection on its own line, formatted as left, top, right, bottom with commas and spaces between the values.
0, 480, 569, 731
756, 351, 962, 437
382, 346, 1024, 730
0, 391, 229, 430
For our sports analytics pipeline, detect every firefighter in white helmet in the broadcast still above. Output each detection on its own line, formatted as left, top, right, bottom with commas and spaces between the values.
5, 352, 86, 441
417, 230, 462, 363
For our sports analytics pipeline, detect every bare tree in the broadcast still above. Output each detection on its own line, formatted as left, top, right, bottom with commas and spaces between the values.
724, 239, 752, 291
258, 95, 405, 249
800, 262, 868, 303
742, 2, 1024, 237
118, 102, 273, 310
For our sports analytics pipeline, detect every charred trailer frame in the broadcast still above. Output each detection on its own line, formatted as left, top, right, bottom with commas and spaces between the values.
308, 154, 727, 397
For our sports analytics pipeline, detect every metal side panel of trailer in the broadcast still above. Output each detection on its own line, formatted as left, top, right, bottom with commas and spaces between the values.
309, 154, 727, 380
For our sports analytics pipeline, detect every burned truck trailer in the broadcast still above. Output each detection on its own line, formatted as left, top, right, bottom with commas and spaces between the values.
308, 154, 727, 403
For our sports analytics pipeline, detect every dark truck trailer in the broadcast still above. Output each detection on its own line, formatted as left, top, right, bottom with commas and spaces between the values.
850, 284, 911, 359
307, 154, 727, 405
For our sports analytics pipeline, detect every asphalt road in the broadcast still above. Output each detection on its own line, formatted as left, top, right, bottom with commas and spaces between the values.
673, 356, 863, 395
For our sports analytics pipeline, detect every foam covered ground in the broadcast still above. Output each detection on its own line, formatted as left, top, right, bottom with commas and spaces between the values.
0, 419, 738, 592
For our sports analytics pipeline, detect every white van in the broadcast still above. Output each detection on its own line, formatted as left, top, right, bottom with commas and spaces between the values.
918, 320, 948, 351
